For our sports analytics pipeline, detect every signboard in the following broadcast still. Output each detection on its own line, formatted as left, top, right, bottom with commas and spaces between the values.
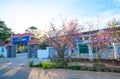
76, 38, 83, 43
12, 36, 30, 44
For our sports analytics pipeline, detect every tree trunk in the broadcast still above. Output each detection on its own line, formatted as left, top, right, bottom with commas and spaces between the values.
97, 53, 101, 63
62, 51, 64, 61
95, 45, 102, 63
57, 50, 61, 58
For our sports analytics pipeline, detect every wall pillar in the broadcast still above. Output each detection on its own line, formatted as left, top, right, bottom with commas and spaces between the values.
6, 46, 12, 58
27, 44, 32, 58
88, 44, 93, 61
47, 47, 54, 58
11, 44, 16, 57
34, 44, 38, 58
113, 43, 117, 59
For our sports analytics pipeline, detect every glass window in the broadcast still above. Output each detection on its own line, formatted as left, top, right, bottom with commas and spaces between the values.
84, 36, 89, 40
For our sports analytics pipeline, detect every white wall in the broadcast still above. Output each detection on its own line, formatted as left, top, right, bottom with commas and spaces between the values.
37, 48, 49, 58
0, 46, 7, 57
37, 47, 55, 59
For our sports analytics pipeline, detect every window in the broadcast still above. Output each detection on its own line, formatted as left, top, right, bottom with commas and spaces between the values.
80, 37, 82, 40
84, 36, 89, 40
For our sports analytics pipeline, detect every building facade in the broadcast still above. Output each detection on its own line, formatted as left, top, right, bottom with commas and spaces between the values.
70, 26, 120, 59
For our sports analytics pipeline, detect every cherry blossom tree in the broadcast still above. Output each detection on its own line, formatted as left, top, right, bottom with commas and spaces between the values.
91, 29, 114, 62
86, 17, 114, 62
46, 20, 83, 61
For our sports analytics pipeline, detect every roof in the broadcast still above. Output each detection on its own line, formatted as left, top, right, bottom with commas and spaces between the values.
11, 33, 33, 38
28, 40, 39, 45
5, 42, 12, 46
0, 40, 5, 46
82, 26, 120, 35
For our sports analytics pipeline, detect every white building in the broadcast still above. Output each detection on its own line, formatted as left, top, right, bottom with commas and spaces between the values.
73, 27, 120, 59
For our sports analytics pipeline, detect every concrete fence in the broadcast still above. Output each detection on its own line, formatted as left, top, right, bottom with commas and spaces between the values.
37, 47, 54, 59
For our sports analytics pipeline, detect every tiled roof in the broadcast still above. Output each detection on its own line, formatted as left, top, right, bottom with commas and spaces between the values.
82, 26, 120, 35
11, 33, 33, 38
5, 42, 12, 46
28, 40, 39, 45
0, 40, 5, 46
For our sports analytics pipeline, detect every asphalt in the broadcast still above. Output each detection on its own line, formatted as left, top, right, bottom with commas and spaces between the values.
0, 53, 32, 79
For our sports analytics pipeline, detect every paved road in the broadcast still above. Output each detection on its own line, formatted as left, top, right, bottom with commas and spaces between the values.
0, 53, 32, 79
0, 53, 120, 79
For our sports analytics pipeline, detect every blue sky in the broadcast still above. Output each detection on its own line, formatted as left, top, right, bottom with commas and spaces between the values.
0, 0, 120, 33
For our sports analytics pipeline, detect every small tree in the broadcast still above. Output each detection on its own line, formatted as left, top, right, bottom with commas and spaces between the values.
87, 17, 114, 62
25, 26, 47, 48
46, 20, 83, 61
91, 29, 113, 62
25, 26, 45, 41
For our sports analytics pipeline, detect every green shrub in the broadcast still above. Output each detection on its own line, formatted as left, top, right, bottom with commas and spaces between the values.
118, 70, 120, 73
38, 59, 43, 67
87, 67, 90, 71
91, 67, 96, 71
29, 61, 33, 67
84, 67, 88, 70
107, 69, 111, 72
93, 63, 106, 71
57, 60, 63, 65
65, 66, 81, 70
52, 63, 61, 68
70, 66, 78, 70
64, 66, 68, 69
87, 67, 93, 71
114, 70, 118, 72
113, 69, 120, 73
115, 69, 120, 73
100, 69, 105, 72
42, 61, 50, 69
37, 60, 61, 69
80, 66, 88, 71
76, 66, 81, 70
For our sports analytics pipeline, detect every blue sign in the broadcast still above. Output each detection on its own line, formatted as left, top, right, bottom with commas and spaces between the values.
76, 38, 83, 43
12, 36, 30, 44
